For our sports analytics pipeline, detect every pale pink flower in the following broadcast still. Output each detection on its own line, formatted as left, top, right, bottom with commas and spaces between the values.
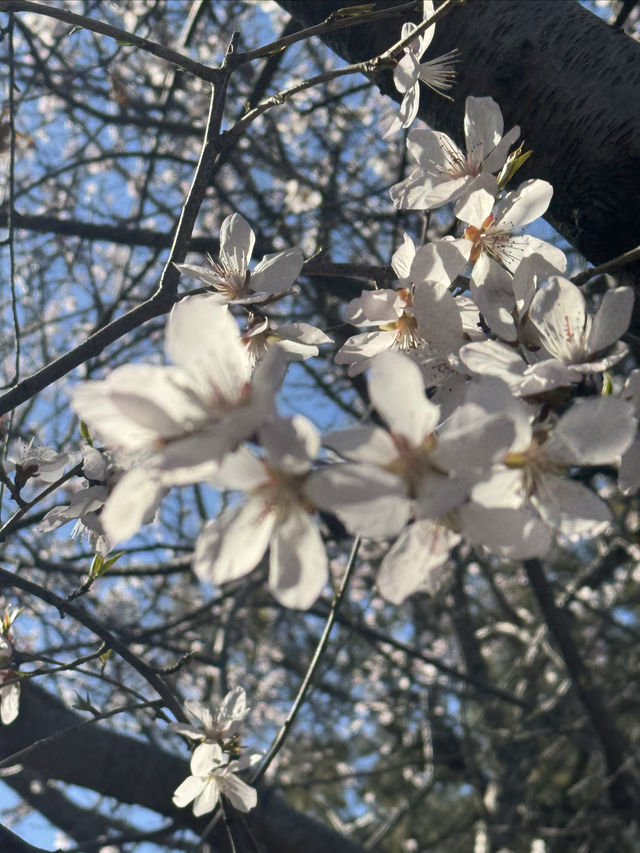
193, 416, 327, 610
72, 296, 283, 544
390, 96, 520, 212
177, 213, 303, 304
173, 742, 257, 816
169, 687, 250, 744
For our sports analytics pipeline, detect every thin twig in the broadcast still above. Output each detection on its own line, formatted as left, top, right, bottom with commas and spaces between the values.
0, 462, 83, 541
0, 566, 186, 721
234, 0, 423, 63
7, 11, 19, 387
0, 0, 222, 83
221, 0, 460, 144
251, 537, 361, 785
571, 243, 640, 286
0, 696, 163, 769
0, 55, 233, 418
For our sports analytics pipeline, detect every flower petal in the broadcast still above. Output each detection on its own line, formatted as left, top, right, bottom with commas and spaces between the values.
306, 464, 410, 539
165, 296, 250, 399
191, 742, 224, 775
459, 504, 551, 558
101, 469, 164, 544
532, 475, 611, 540
251, 248, 303, 294
546, 397, 636, 465
193, 779, 221, 817
413, 281, 464, 354
587, 286, 634, 353
173, 775, 205, 809
495, 179, 553, 229
219, 213, 254, 272
269, 511, 327, 609
377, 520, 459, 604
369, 351, 440, 443
220, 773, 258, 812
1, 682, 20, 725
193, 501, 275, 585
464, 96, 503, 163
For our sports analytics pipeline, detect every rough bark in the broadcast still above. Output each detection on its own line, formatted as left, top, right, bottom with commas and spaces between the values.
277, 0, 640, 270
0, 682, 368, 853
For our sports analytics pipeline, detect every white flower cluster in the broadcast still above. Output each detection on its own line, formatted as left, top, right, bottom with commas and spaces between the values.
170, 687, 260, 816
60, 5, 639, 618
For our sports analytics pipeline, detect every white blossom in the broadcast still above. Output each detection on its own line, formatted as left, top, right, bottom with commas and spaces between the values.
172, 742, 258, 816
177, 212, 303, 304
528, 276, 633, 373
72, 296, 284, 545
308, 351, 514, 539
469, 380, 636, 540
384, 3, 456, 137
194, 416, 327, 610
169, 687, 250, 744
7, 439, 76, 490
390, 96, 520, 212
456, 181, 567, 274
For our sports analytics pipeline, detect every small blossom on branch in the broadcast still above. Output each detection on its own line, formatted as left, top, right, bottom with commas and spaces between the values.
177, 212, 303, 304
384, 2, 457, 137
194, 416, 328, 610
168, 687, 250, 745
172, 742, 258, 816
390, 96, 520, 212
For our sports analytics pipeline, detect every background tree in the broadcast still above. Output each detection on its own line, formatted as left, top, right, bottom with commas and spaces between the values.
0, 2, 638, 852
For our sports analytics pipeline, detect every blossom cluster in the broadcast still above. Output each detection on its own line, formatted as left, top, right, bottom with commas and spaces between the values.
170, 687, 260, 816
30, 8, 637, 618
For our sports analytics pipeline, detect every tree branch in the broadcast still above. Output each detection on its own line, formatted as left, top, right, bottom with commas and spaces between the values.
0, 0, 222, 83
524, 558, 639, 816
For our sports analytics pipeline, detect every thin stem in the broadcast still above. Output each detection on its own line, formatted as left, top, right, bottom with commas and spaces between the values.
571, 243, 640, 286
251, 537, 361, 785
7, 11, 19, 387
0, 0, 222, 83
0, 566, 186, 721
0, 54, 233, 418
0, 697, 163, 770
0, 462, 83, 541
222, 0, 460, 144
234, 0, 423, 63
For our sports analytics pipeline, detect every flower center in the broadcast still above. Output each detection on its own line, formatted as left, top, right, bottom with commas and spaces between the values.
254, 466, 311, 521
385, 431, 441, 498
